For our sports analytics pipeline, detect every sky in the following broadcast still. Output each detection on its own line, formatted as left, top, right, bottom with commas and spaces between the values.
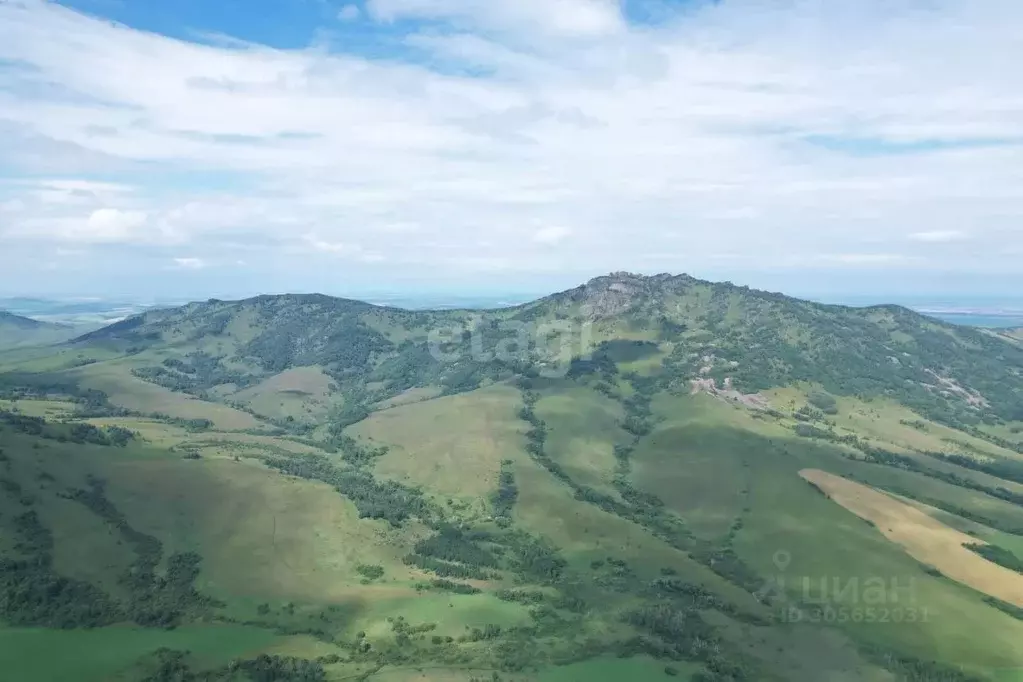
1, 0, 1022, 301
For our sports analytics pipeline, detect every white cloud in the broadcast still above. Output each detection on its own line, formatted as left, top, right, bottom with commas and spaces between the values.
368, 0, 624, 38
37, 179, 132, 194
303, 234, 383, 262
78, 208, 148, 242
909, 230, 968, 243
337, 4, 361, 21
0, 198, 27, 213
173, 257, 206, 269
305, 234, 355, 254
0, 0, 1022, 294
707, 207, 759, 221
532, 225, 572, 245
377, 222, 421, 234
818, 253, 917, 265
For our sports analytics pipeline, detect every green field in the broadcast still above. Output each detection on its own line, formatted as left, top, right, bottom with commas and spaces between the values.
0, 625, 280, 682
537, 656, 700, 681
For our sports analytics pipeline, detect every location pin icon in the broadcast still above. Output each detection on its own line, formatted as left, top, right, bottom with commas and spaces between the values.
772, 550, 792, 572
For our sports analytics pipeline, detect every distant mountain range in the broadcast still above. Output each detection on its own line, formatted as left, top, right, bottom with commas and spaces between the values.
0, 297, 164, 326
5, 291, 1023, 327
917, 310, 1023, 328
0, 310, 85, 349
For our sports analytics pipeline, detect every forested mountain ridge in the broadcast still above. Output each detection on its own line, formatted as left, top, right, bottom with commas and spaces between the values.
76, 272, 1023, 431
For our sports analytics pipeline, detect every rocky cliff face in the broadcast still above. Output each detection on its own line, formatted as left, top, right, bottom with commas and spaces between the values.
564, 272, 693, 319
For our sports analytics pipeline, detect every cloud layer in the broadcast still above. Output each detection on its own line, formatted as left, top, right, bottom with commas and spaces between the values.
1, 0, 1021, 297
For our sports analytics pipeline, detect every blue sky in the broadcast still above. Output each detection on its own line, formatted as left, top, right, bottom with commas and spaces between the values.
1, 0, 1021, 300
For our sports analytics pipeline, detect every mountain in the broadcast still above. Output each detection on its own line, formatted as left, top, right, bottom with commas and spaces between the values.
2, 273, 1023, 681
0, 297, 159, 325
0, 310, 48, 329
0, 310, 82, 349
78, 272, 1023, 430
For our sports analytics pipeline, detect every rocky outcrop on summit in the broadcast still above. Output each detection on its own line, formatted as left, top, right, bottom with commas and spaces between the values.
559, 272, 694, 319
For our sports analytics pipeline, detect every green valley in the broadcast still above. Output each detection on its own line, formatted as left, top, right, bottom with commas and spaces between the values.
2, 273, 1023, 681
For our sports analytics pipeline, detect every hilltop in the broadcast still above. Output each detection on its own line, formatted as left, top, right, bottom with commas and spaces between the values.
0, 310, 81, 349
0, 310, 50, 330
1, 273, 1023, 681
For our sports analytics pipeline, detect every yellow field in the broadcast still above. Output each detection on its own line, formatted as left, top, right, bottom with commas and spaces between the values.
800, 469, 1023, 607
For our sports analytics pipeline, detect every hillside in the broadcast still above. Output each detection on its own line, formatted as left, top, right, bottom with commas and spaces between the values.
1000, 328, 1023, 344
2, 273, 1023, 681
0, 311, 82, 349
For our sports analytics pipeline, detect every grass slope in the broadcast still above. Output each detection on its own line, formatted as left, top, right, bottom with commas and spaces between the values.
353, 383, 524, 501
0, 625, 278, 682
229, 366, 333, 423
71, 361, 263, 431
